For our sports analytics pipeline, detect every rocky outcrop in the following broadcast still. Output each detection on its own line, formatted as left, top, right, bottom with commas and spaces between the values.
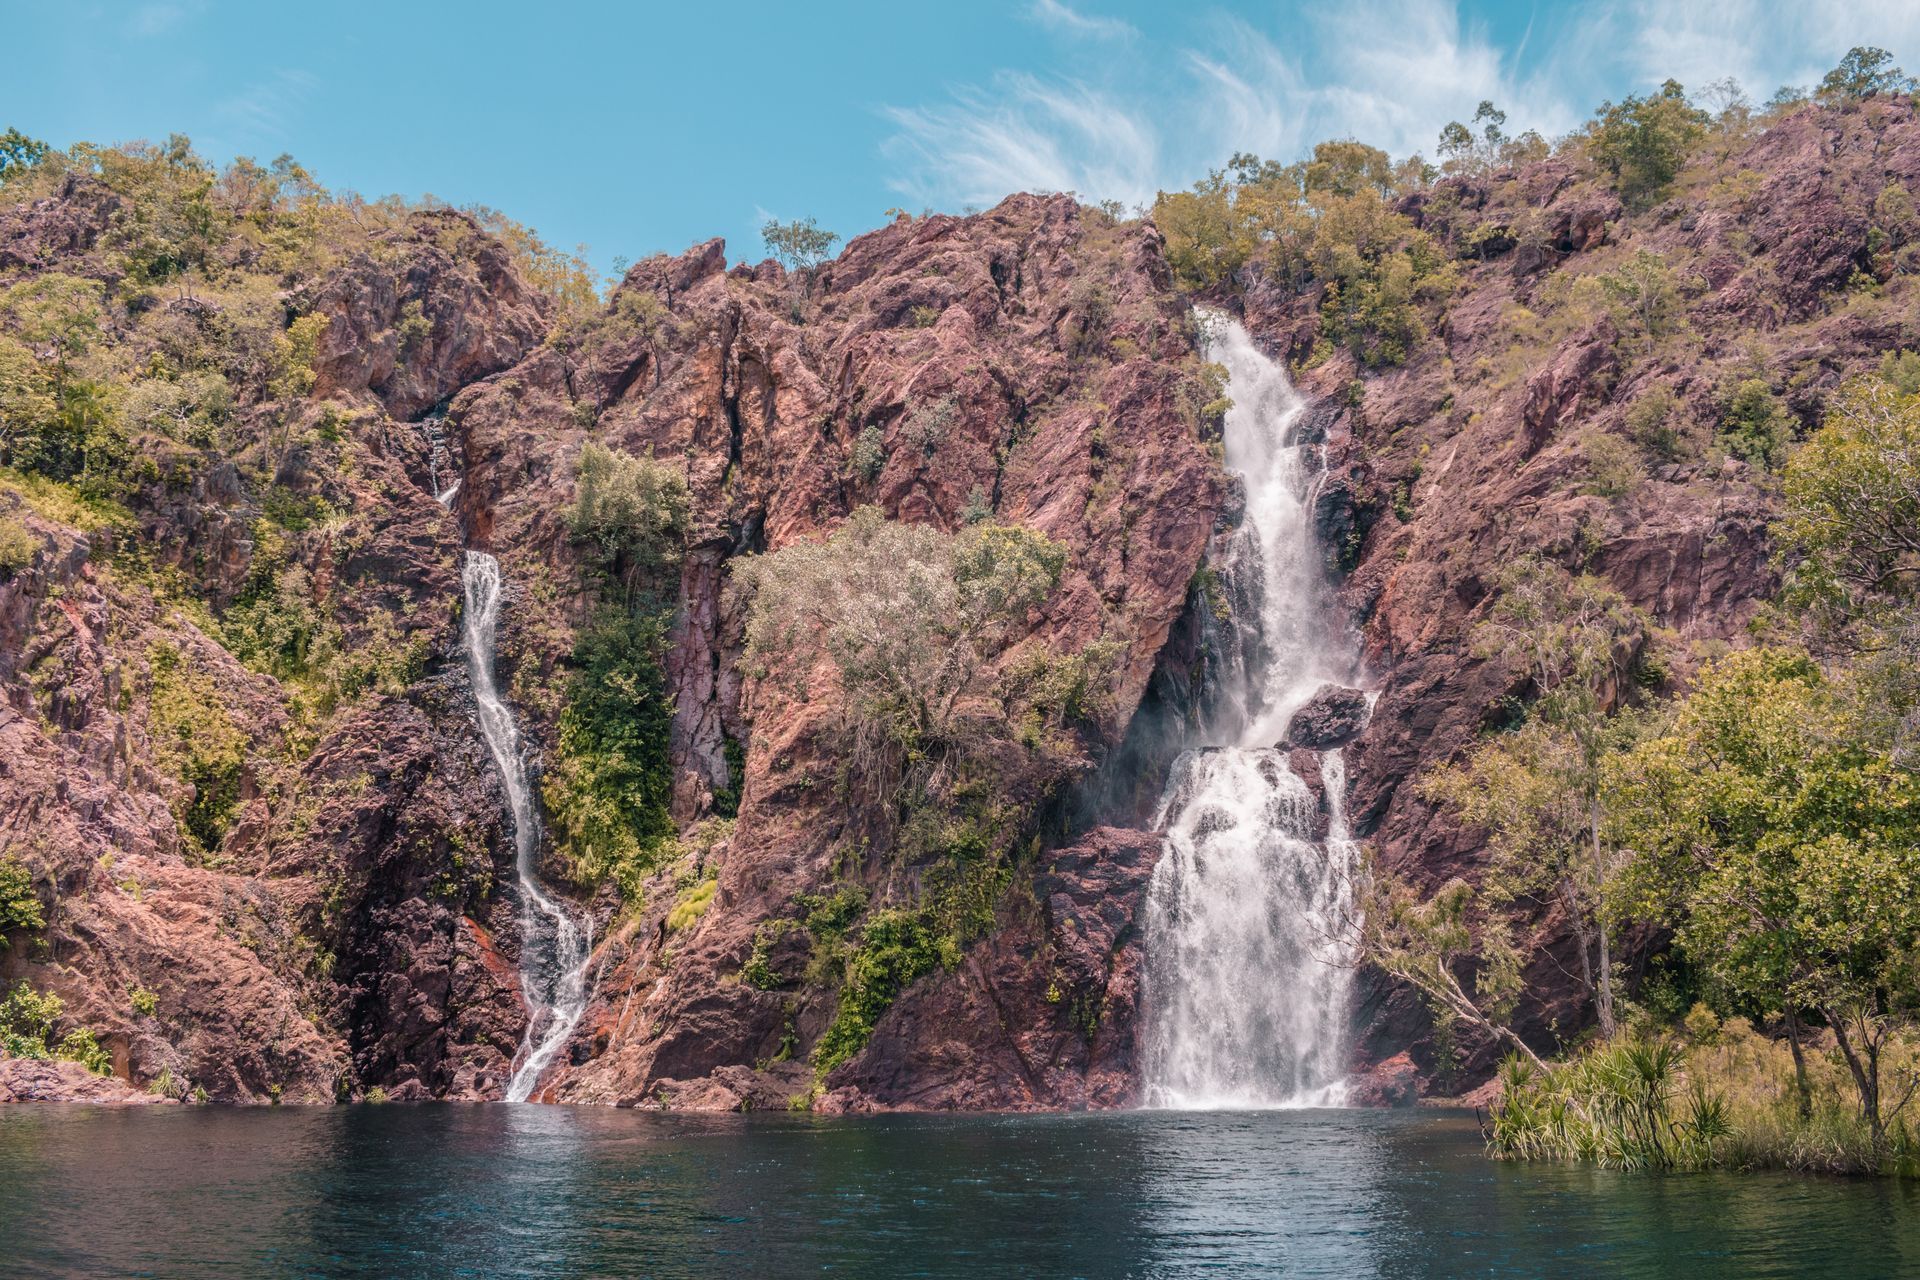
818, 827, 1161, 1112
1282, 684, 1370, 750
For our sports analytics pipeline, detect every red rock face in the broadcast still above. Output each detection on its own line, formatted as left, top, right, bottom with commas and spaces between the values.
7, 98, 1920, 1108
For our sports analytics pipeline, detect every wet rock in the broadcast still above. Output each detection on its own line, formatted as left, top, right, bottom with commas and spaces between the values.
1346, 1052, 1420, 1108
1282, 684, 1371, 750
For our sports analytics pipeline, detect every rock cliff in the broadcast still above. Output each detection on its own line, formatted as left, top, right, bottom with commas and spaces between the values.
3, 96, 1917, 1105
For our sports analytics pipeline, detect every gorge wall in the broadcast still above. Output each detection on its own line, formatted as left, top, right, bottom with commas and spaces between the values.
2, 94, 1918, 1106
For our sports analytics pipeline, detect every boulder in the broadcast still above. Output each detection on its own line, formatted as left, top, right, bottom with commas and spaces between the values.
1282, 683, 1371, 750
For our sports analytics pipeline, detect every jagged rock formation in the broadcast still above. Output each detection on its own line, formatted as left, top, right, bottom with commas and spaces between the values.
4, 96, 1919, 1106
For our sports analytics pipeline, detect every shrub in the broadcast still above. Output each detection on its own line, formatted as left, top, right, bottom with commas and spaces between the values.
1626, 385, 1690, 460
0, 855, 44, 944
542, 608, 677, 901
0, 981, 109, 1075
0, 513, 34, 580
811, 907, 948, 1075
1719, 378, 1793, 470
129, 987, 158, 1016
1581, 432, 1643, 498
899, 397, 957, 457
145, 643, 248, 855
665, 878, 717, 932
851, 423, 886, 481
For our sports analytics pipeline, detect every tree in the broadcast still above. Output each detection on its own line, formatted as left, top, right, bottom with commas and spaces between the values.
1718, 378, 1794, 471
735, 506, 1068, 803
0, 128, 48, 187
1818, 47, 1915, 104
761, 217, 841, 294
1600, 251, 1685, 353
1589, 80, 1707, 208
1608, 648, 1920, 1149
568, 442, 691, 602
1434, 558, 1650, 1039
1776, 367, 1920, 765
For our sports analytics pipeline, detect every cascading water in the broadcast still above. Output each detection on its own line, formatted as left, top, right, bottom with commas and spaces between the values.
459, 551, 592, 1102
1143, 312, 1365, 1109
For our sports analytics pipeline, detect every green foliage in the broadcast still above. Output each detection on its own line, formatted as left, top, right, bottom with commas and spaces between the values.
811, 907, 948, 1075
569, 443, 690, 597
1818, 47, 1915, 104
145, 643, 248, 856
736, 507, 1071, 804
1719, 379, 1794, 470
1625, 385, 1692, 460
761, 218, 840, 275
1588, 80, 1708, 208
1607, 648, 1920, 1145
0, 512, 35, 580
129, 987, 158, 1017
666, 878, 717, 932
0, 981, 109, 1074
1152, 146, 1456, 367
851, 423, 887, 481
0, 128, 49, 187
1580, 431, 1642, 498
1777, 372, 1920, 644
0, 855, 45, 945
1598, 251, 1685, 353
899, 396, 957, 457
542, 608, 678, 900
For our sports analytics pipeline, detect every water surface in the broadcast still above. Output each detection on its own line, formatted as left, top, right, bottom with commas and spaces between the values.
1, 1106, 1913, 1278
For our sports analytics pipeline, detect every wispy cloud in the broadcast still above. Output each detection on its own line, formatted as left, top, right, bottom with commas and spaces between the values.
124, 1, 203, 39
213, 68, 320, 151
1028, 0, 1138, 42
881, 74, 1161, 207
880, 0, 1920, 210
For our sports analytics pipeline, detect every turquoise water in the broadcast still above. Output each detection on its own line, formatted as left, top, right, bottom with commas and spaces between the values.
0, 1105, 1913, 1277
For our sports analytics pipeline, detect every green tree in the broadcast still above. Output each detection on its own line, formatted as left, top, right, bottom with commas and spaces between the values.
0, 128, 48, 187
568, 442, 691, 602
1435, 558, 1649, 1038
0, 855, 44, 945
761, 217, 841, 296
1589, 80, 1707, 208
1818, 47, 1915, 104
1719, 378, 1794, 470
736, 507, 1067, 802
1608, 648, 1920, 1149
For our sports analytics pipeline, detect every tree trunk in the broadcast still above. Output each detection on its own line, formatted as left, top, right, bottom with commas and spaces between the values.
1828, 1008, 1884, 1149
1586, 806, 1616, 1039
1783, 1009, 1812, 1120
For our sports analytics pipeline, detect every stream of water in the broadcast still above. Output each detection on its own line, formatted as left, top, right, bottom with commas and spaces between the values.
458, 551, 591, 1102
1143, 313, 1366, 1109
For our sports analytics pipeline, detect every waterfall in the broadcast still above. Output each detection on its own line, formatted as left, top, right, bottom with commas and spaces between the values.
1142, 313, 1364, 1109
459, 551, 592, 1102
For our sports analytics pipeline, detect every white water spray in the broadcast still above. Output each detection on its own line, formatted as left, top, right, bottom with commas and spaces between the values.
1143, 313, 1364, 1109
459, 551, 592, 1102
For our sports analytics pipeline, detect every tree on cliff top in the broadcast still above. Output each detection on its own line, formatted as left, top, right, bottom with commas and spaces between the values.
1818, 47, 1916, 104
1588, 79, 1708, 209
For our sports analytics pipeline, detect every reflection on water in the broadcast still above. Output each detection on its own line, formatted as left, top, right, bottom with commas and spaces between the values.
0, 1105, 1914, 1278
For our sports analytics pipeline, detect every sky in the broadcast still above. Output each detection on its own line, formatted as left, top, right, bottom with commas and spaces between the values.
10, 1, 1920, 277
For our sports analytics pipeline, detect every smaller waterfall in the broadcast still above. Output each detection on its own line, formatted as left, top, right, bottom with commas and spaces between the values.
459, 552, 591, 1102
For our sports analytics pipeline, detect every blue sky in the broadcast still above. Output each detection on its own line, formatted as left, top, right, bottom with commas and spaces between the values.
10, 1, 1920, 277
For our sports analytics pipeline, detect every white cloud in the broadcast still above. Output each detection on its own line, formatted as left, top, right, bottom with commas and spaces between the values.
880, 0, 1920, 212
1028, 0, 1139, 42
881, 74, 1161, 207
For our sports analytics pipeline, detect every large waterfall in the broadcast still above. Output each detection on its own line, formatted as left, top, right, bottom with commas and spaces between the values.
1142, 314, 1364, 1109
459, 551, 591, 1102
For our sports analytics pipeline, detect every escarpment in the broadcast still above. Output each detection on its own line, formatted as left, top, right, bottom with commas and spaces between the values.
4, 94, 1919, 1107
